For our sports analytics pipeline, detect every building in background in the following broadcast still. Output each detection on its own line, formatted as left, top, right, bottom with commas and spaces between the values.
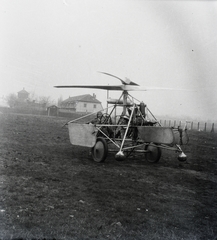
47, 105, 59, 116
17, 88, 29, 102
15, 88, 46, 112
60, 94, 103, 113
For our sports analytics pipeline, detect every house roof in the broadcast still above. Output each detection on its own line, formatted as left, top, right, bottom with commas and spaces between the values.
47, 105, 58, 109
18, 88, 29, 94
62, 94, 101, 104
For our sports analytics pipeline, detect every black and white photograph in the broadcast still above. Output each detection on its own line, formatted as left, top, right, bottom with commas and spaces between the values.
0, 0, 217, 239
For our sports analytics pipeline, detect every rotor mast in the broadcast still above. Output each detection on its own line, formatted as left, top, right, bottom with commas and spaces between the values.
122, 90, 128, 115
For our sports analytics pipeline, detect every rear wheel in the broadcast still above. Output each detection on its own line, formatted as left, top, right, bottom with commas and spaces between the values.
91, 137, 108, 162
145, 144, 161, 163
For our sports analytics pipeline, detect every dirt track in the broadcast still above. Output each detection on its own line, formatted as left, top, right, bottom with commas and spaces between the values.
0, 113, 217, 239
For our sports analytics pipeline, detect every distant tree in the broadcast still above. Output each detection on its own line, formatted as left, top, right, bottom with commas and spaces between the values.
38, 96, 51, 108
6, 91, 56, 109
57, 95, 63, 107
38, 96, 56, 107
6, 93, 18, 108
28, 91, 38, 102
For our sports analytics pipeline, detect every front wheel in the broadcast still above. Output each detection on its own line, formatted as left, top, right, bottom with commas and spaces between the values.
145, 144, 161, 163
91, 137, 108, 163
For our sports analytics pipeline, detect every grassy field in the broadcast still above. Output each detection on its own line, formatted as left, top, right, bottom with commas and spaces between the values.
0, 113, 217, 239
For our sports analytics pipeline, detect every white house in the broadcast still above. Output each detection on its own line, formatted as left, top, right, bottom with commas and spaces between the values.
60, 94, 103, 113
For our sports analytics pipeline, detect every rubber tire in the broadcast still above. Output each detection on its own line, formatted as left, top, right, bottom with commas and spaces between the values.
91, 137, 108, 163
145, 144, 161, 163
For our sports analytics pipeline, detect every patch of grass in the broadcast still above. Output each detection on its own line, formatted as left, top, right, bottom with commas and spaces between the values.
0, 113, 217, 239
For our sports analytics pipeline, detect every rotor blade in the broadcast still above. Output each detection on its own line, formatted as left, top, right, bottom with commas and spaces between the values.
136, 86, 194, 91
98, 72, 124, 83
119, 85, 194, 91
54, 85, 124, 91
99, 72, 139, 86
54, 84, 193, 92
54, 85, 149, 91
124, 86, 194, 91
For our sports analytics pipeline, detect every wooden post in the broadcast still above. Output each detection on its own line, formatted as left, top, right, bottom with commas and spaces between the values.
198, 122, 200, 131
106, 90, 109, 114
204, 122, 207, 132
211, 123, 214, 133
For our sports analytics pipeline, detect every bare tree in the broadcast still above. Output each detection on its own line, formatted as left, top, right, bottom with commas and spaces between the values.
57, 95, 63, 107
28, 91, 38, 102
38, 96, 51, 108
6, 93, 18, 108
6, 91, 56, 109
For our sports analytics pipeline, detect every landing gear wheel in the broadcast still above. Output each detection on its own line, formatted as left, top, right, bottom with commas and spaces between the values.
91, 137, 108, 163
145, 144, 161, 163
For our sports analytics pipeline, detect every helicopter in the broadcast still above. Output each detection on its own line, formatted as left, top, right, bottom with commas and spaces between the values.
54, 72, 189, 163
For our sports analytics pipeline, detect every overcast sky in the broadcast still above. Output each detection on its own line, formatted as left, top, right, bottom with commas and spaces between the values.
0, 0, 217, 120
